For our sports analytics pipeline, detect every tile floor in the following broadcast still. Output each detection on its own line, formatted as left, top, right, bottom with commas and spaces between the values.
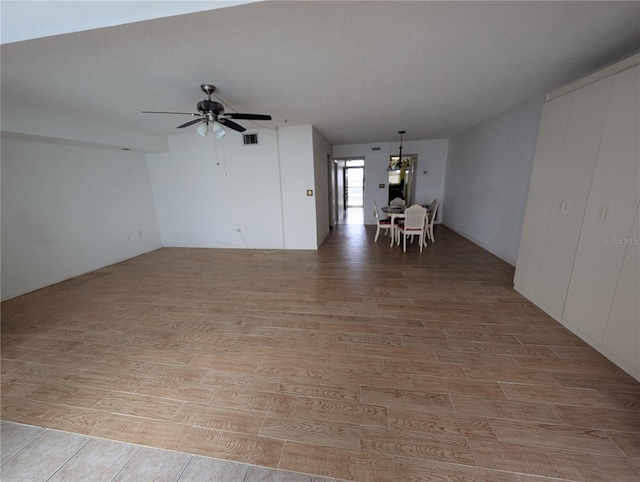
2, 224, 639, 481
1, 421, 341, 481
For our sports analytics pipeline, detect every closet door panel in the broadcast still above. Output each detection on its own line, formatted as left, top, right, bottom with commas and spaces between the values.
563, 65, 640, 341
603, 204, 639, 375
514, 95, 572, 294
533, 77, 614, 316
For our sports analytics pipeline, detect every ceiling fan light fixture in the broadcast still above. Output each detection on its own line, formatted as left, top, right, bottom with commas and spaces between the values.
213, 121, 225, 139
196, 122, 209, 137
141, 83, 272, 134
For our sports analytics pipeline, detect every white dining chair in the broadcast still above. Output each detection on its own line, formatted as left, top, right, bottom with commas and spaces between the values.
425, 200, 439, 245
389, 197, 406, 207
395, 204, 427, 252
373, 200, 392, 242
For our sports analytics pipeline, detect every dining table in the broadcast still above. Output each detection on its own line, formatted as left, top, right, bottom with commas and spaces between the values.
381, 205, 432, 247
381, 206, 406, 247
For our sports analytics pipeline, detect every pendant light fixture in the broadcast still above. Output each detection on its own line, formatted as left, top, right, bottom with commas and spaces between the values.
387, 130, 406, 171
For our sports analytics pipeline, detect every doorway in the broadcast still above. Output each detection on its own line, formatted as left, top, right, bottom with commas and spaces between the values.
345, 159, 365, 207
387, 154, 417, 205
336, 158, 365, 225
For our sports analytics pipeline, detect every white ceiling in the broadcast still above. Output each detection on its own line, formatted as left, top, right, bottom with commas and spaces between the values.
0, 1, 257, 44
2, 1, 639, 145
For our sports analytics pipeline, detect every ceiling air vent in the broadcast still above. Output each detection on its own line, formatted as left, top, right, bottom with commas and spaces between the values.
243, 133, 258, 145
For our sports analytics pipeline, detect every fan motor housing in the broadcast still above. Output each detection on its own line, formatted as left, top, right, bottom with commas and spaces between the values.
197, 100, 223, 114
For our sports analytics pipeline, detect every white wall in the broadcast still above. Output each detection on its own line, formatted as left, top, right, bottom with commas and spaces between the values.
403, 139, 449, 223
312, 127, 332, 246
1, 121, 328, 301
333, 138, 449, 224
146, 124, 320, 250
146, 128, 285, 249
443, 95, 545, 265
278, 125, 319, 249
1, 137, 162, 300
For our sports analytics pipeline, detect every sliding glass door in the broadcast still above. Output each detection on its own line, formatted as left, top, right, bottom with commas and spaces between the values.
344, 160, 364, 207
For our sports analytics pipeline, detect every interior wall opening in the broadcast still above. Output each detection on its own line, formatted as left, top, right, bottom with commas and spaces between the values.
345, 159, 365, 207
387, 154, 417, 205
333, 158, 365, 225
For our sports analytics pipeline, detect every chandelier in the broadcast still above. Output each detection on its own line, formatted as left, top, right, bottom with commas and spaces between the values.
387, 130, 406, 171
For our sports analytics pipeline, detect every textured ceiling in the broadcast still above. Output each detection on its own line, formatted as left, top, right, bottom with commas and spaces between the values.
2, 1, 639, 145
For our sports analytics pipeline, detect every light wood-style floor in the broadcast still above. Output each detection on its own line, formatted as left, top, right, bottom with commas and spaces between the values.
2, 225, 639, 481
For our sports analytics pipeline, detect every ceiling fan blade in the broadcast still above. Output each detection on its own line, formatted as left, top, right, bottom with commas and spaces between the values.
225, 113, 272, 121
177, 118, 205, 129
141, 111, 200, 116
218, 118, 246, 132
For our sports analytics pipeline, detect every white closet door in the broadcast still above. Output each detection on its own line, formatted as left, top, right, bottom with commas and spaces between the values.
602, 203, 639, 377
514, 95, 572, 295
533, 76, 614, 316
563, 65, 640, 341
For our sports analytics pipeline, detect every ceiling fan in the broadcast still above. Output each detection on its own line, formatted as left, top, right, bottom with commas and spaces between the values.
142, 84, 272, 137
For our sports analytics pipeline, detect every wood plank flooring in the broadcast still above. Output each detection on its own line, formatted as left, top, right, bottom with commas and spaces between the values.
2, 224, 638, 481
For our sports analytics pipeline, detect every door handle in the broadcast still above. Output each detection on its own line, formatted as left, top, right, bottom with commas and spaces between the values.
601, 206, 608, 219
561, 201, 569, 213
